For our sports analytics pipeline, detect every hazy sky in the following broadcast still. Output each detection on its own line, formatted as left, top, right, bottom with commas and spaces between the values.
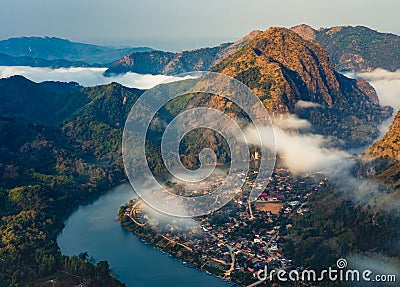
1, 0, 399, 51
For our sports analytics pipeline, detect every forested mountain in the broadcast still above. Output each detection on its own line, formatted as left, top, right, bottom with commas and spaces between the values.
0, 77, 145, 286
0, 115, 126, 286
291, 24, 400, 72
361, 110, 400, 191
0, 26, 397, 285
106, 25, 400, 76
0, 76, 143, 126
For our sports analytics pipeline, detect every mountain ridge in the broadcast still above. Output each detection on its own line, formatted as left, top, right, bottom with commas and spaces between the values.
105, 25, 400, 75
208, 27, 391, 147
0, 76, 144, 126
0, 36, 153, 65
0, 52, 98, 68
291, 24, 400, 72
104, 30, 262, 75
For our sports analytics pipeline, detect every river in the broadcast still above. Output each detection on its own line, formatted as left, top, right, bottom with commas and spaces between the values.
57, 183, 232, 287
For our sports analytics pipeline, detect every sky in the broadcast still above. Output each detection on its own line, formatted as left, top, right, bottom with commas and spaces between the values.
1, 0, 399, 51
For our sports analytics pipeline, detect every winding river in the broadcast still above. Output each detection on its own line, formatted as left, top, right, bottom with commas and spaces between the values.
57, 183, 232, 287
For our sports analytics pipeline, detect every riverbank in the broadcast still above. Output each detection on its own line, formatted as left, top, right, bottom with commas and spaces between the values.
119, 210, 233, 283
58, 183, 232, 287
118, 197, 246, 286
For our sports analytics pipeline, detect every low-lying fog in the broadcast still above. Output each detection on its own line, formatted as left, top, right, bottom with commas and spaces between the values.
0, 66, 179, 89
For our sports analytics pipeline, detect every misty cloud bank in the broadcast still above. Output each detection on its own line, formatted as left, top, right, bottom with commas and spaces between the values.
245, 114, 349, 174
346, 69, 400, 113
0, 66, 179, 89
346, 69, 400, 137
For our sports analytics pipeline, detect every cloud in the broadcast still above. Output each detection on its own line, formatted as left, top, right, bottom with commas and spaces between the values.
273, 114, 311, 130
347, 254, 400, 287
131, 177, 199, 231
245, 122, 348, 174
296, 100, 322, 109
345, 69, 400, 111
345, 69, 400, 137
0, 66, 182, 89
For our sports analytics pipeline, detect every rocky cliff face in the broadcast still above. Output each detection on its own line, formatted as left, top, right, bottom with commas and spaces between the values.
209, 27, 390, 147
367, 111, 400, 161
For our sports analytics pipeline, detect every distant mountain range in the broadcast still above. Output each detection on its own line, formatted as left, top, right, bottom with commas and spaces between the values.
0, 52, 97, 68
104, 30, 261, 75
105, 25, 400, 75
2, 26, 399, 73
0, 36, 153, 66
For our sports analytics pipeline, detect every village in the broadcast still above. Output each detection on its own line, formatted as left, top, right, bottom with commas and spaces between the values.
120, 166, 328, 285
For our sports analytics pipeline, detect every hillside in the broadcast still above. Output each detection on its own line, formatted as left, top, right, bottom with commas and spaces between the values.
292, 24, 400, 72
209, 27, 391, 147
363, 110, 400, 189
104, 30, 261, 75
0, 76, 144, 126
0, 76, 89, 124
0, 115, 126, 287
0, 36, 152, 65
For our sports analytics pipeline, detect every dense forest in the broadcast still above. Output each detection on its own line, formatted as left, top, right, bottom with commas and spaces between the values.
0, 78, 140, 286
0, 115, 127, 286
284, 182, 400, 287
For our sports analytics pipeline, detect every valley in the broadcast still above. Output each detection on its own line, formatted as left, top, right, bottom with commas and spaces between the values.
0, 24, 399, 287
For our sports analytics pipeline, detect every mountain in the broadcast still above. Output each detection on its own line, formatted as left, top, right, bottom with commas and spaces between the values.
291, 24, 400, 72
70, 83, 144, 127
0, 76, 143, 126
107, 27, 391, 148
0, 52, 95, 68
362, 110, 400, 190
0, 36, 153, 65
0, 114, 127, 286
104, 30, 262, 75
0, 76, 144, 285
208, 27, 391, 147
107, 25, 400, 76
0, 76, 89, 124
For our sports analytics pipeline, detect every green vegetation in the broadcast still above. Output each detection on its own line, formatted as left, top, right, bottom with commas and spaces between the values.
0, 115, 126, 286
292, 24, 400, 72
0, 76, 144, 126
357, 110, 400, 203
285, 184, 400, 286
1, 23, 399, 285
0, 77, 141, 286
